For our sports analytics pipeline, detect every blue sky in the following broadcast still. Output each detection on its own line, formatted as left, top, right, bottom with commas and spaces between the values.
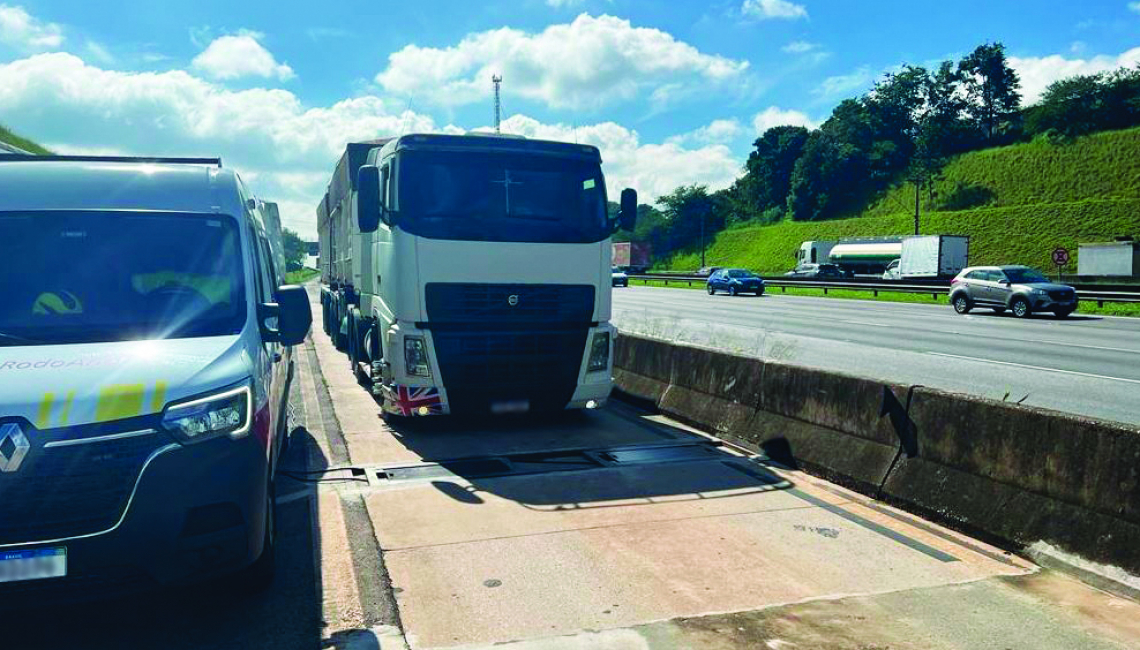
2, 0, 1138, 237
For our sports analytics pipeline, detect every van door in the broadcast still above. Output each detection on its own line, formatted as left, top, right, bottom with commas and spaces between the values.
252, 234, 286, 462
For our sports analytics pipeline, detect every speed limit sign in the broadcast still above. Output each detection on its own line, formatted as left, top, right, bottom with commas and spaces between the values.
1052, 247, 1071, 266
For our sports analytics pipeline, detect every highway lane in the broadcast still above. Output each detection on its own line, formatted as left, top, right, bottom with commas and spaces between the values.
613, 286, 1140, 425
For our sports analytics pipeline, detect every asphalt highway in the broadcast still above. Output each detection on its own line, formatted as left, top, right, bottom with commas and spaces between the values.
613, 286, 1140, 425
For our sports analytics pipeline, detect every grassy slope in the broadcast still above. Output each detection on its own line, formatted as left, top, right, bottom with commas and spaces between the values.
664, 128, 1140, 274
0, 124, 52, 155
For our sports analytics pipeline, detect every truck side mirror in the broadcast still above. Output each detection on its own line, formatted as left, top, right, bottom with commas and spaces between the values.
618, 188, 637, 232
262, 285, 312, 346
357, 165, 381, 233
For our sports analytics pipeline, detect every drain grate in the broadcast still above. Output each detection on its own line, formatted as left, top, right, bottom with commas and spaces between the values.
383, 458, 513, 481
601, 445, 720, 465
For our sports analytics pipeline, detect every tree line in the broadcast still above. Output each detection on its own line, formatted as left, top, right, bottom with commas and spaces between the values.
616, 42, 1140, 263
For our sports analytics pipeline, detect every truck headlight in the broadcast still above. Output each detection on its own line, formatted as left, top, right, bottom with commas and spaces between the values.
405, 336, 432, 377
588, 332, 610, 372
161, 383, 251, 444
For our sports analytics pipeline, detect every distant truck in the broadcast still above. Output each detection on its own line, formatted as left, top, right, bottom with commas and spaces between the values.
795, 237, 903, 276
1078, 240, 1139, 278
884, 235, 970, 279
612, 241, 651, 272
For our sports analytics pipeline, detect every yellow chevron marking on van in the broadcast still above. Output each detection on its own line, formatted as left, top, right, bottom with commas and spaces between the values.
95, 384, 146, 422
36, 393, 55, 429
58, 391, 75, 426
151, 381, 167, 414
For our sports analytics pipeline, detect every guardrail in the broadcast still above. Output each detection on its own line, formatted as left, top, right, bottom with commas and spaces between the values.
627, 273, 1140, 306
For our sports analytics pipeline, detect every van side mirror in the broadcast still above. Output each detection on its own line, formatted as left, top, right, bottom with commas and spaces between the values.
357, 165, 381, 233
618, 188, 637, 232
261, 285, 312, 346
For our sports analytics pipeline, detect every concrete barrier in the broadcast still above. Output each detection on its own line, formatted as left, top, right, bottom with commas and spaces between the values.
613, 333, 1140, 575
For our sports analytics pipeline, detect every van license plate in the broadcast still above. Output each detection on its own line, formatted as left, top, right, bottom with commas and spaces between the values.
491, 400, 530, 414
0, 548, 67, 583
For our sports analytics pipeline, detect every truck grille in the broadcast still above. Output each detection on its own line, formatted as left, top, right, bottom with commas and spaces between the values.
425, 283, 595, 324
432, 329, 588, 413
0, 419, 169, 546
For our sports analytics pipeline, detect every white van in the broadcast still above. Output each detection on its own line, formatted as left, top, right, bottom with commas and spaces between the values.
0, 154, 311, 598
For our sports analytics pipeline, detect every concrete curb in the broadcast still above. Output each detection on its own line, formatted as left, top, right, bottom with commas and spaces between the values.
613, 332, 1140, 577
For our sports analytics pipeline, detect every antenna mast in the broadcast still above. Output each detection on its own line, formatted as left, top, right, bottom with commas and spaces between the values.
492, 74, 503, 134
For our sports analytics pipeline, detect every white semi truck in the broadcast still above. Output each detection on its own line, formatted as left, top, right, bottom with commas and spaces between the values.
320, 133, 637, 417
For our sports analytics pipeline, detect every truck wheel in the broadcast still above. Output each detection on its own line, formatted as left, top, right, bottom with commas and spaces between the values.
952, 294, 972, 314
1011, 297, 1032, 318
333, 300, 348, 351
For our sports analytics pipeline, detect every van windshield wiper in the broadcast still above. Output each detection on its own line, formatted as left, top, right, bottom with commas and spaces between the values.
0, 331, 43, 345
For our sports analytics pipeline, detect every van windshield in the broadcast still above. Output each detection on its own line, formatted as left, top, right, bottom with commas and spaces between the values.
396, 150, 610, 244
0, 211, 246, 346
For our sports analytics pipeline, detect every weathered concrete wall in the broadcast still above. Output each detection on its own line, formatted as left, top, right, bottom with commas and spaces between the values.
613, 333, 1140, 574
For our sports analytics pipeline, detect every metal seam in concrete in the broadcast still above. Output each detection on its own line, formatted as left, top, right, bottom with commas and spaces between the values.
787, 487, 959, 563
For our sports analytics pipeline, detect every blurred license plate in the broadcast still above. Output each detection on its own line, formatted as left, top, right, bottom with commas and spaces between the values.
491, 400, 530, 414
0, 548, 67, 583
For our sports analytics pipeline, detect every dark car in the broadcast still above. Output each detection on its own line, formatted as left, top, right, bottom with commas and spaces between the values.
785, 263, 845, 279
611, 266, 629, 287
949, 265, 1078, 318
707, 268, 765, 296
695, 266, 723, 277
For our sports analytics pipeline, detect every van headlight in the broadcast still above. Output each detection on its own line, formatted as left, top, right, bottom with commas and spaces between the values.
588, 332, 610, 372
161, 383, 251, 444
404, 336, 432, 377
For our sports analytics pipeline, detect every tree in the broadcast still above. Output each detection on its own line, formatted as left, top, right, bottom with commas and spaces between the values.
958, 42, 1022, 140
1025, 66, 1140, 139
282, 228, 306, 270
656, 185, 719, 262
741, 125, 811, 215
786, 130, 868, 221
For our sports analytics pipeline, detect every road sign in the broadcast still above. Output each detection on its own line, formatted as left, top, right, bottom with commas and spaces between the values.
1052, 247, 1071, 267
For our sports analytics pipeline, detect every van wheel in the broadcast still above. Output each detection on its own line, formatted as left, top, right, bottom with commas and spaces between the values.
1011, 297, 1031, 318
952, 294, 971, 314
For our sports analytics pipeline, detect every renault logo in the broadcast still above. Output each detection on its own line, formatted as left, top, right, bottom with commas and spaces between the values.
507, 295, 519, 307
0, 423, 30, 473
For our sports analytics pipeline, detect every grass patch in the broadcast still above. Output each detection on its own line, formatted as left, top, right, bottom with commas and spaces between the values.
627, 279, 1140, 317
285, 268, 319, 284
0, 123, 52, 155
660, 127, 1140, 275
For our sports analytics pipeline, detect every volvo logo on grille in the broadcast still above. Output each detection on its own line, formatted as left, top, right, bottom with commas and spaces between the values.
0, 423, 30, 473
507, 294, 519, 307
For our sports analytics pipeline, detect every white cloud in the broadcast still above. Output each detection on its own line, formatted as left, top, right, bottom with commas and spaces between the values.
752, 106, 817, 133
84, 40, 113, 64
0, 52, 742, 238
742, 0, 808, 20
0, 4, 63, 50
1011, 46, 1140, 105
375, 14, 748, 110
191, 30, 295, 81
1129, 2, 1140, 14
665, 118, 744, 146
546, 0, 588, 7
814, 65, 874, 99
496, 114, 742, 200
782, 40, 818, 53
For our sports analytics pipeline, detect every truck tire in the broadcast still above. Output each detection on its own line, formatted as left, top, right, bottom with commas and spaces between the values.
334, 302, 348, 351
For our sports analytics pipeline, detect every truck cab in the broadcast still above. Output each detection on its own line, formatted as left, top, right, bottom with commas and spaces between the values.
321, 134, 636, 416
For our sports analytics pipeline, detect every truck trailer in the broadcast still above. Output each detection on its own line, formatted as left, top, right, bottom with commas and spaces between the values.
892, 235, 970, 279
611, 242, 651, 273
319, 133, 637, 416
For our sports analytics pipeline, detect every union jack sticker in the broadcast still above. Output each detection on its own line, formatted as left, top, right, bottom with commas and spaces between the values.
391, 385, 444, 416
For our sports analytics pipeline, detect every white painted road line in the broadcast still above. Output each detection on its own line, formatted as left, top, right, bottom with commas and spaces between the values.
925, 352, 1140, 385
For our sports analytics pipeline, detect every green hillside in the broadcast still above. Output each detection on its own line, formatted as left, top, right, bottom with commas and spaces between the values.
0, 123, 51, 155
663, 128, 1140, 274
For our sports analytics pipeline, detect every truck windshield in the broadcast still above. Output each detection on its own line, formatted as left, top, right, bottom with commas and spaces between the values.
0, 211, 246, 346
396, 150, 610, 243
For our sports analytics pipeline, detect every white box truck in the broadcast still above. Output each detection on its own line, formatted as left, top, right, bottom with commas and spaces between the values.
892, 235, 970, 279
319, 133, 637, 417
